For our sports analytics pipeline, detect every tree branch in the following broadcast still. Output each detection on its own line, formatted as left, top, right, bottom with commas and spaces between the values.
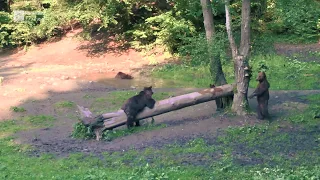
225, 0, 238, 59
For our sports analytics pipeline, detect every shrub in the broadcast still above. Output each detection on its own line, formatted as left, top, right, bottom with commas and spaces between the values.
267, 0, 320, 40
145, 12, 196, 53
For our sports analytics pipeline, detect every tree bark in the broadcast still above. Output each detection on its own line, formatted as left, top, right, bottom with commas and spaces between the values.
200, 0, 215, 40
239, 0, 251, 57
225, 0, 251, 115
200, 0, 232, 110
78, 84, 235, 140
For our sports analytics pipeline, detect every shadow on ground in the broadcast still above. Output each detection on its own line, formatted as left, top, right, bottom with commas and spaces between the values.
76, 32, 130, 57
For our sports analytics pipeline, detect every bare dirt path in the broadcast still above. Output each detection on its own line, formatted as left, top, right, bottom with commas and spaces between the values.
0, 29, 169, 120
1, 31, 319, 157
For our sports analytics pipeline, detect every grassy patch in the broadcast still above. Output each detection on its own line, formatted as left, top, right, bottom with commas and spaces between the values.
2, 120, 320, 179
284, 94, 320, 125
22, 115, 56, 127
0, 120, 25, 136
2, 92, 320, 179
152, 65, 220, 88
10, 106, 26, 113
152, 53, 320, 90
1, 122, 320, 179
0, 115, 55, 138
250, 54, 320, 90
83, 94, 94, 99
54, 101, 75, 108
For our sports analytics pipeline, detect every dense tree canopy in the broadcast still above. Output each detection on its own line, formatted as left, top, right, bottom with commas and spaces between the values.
1, 0, 319, 50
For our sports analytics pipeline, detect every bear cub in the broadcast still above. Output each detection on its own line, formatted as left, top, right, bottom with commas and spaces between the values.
248, 72, 270, 120
121, 86, 156, 128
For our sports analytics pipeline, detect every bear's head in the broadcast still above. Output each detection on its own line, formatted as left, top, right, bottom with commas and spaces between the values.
256, 72, 267, 82
143, 86, 154, 98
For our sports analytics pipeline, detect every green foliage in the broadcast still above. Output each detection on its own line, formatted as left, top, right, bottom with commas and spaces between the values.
144, 12, 196, 53
285, 94, 320, 124
256, 59, 269, 73
0, 120, 24, 134
175, 31, 229, 66
1, 97, 320, 179
0, 12, 11, 24
71, 122, 95, 139
10, 106, 26, 113
0, 115, 56, 137
54, 100, 75, 108
128, 163, 170, 180
267, 0, 320, 40
0, 22, 32, 48
177, 34, 209, 66
153, 50, 320, 90
250, 54, 320, 90
22, 115, 55, 126
152, 64, 218, 88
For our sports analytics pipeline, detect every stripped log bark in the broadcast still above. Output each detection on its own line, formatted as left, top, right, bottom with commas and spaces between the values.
77, 84, 235, 140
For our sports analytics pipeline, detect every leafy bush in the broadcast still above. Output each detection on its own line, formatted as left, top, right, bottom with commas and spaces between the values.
145, 12, 196, 53
0, 23, 33, 48
267, 0, 320, 40
178, 31, 229, 67
71, 122, 95, 139
0, 12, 11, 24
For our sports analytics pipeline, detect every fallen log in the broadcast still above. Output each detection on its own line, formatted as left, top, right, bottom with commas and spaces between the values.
77, 84, 235, 140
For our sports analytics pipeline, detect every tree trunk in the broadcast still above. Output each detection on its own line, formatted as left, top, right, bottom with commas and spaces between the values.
210, 55, 233, 110
200, 0, 232, 110
200, 0, 215, 40
225, 0, 251, 115
231, 55, 250, 115
78, 84, 235, 140
239, 0, 251, 57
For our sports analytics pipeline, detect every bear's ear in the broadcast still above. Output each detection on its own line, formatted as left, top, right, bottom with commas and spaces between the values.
143, 86, 152, 90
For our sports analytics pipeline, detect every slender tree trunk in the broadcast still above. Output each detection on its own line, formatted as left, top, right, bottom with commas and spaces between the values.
201, 0, 215, 39
225, 0, 251, 115
240, 0, 251, 57
200, 0, 232, 110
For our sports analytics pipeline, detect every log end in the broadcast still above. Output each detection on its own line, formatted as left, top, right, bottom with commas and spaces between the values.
82, 117, 96, 126
77, 105, 93, 118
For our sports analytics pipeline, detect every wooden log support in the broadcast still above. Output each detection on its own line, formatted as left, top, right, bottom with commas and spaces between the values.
77, 84, 235, 140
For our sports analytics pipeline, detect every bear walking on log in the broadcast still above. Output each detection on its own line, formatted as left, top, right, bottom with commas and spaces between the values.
248, 72, 270, 120
121, 86, 156, 129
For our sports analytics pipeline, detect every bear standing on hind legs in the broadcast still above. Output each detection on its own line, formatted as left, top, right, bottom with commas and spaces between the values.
121, 86, 156, 129
248, 72, 270, 120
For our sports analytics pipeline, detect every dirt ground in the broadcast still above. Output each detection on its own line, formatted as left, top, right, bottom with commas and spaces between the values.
1, 30, 319, 157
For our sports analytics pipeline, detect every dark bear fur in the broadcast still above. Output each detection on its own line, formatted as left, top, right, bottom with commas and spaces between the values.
248, 72, 270, 120
121, 86, 156, 128
115, 72, 134, 79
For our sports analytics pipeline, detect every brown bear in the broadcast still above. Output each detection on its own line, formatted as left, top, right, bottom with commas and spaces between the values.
115, 72, 134, 79
121, 86, 156, 128
248, 72, 270, 120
